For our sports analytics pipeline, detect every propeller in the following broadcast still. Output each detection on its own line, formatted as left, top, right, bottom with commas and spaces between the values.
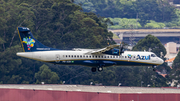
160, 52, 164, 58
119, 42, 124, 55
118, 42, 133, 55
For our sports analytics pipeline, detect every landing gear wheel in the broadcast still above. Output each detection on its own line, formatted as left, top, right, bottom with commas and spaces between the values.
98, 67, 103, 72
91, 68, 96, 72
153, 68, 157, 71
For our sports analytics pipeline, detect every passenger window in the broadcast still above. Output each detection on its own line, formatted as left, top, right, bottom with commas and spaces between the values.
92, 56, 94, 58
101, 56, 103, 58
104, 56, 106, 58
86, 55, 88, 58
107, 56, 109, 58
80, 55, 82, 58
125, 56, 127, 58
110, 56, 112, 58
89, 56, 91, 58
66, 55, 67, 57
74, 55, 76, 58
77, 55, 79, 58
96, 56, 97, 58
83, 55, 85, 58
99, 56, 100, 58
72, 55, 73, 58
69, 55, 70, 57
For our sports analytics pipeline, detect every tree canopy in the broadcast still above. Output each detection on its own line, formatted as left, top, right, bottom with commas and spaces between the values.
75, 0, 177, 27
169, 51, 180, 86
133, 34, 166, 57
35, 64, 59, 84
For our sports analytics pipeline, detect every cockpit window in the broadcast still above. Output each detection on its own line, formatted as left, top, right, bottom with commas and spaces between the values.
151, 54, 156, 57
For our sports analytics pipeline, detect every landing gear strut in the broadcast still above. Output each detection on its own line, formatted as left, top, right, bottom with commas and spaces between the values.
152, 66, 157, 71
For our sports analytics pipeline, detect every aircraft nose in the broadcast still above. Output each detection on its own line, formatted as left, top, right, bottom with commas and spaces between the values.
159, 58, 164, 64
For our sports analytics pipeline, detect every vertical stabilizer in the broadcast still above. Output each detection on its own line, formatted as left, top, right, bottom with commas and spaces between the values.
17, 27, 58, 52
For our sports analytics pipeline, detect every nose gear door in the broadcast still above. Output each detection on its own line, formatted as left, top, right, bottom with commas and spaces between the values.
55, 54, 60, 63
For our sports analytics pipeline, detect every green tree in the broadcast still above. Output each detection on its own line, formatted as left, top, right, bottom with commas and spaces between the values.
173, 51, 180, 69
0, 45, 41, 84
76, 0, 177, 24
132, 34, 169, 87
133, 34, 166, 57
27, 0, 114, 49
108, 18, 142, 29
169, 51, 180, 86
0, 0, 34, 52
35, 64, 60, 84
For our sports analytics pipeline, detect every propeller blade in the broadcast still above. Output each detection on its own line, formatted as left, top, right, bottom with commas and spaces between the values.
119, 42, 124, 55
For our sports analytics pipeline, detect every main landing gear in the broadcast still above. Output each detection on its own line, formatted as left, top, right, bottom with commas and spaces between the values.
91, 68, 96, 72
98, 66, 103, 72
91, 66, 103, 72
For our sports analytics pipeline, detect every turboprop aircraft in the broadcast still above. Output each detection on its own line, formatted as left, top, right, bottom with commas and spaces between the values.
16, 27, 164, 72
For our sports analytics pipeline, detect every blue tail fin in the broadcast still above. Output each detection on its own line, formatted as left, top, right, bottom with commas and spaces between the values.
17, 27, 58, 52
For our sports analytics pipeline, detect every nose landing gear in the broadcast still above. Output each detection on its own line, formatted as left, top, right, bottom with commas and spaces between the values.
152, 66, 157, 71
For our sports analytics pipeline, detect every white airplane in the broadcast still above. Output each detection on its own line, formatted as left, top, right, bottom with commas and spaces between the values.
16, 27, 164, 72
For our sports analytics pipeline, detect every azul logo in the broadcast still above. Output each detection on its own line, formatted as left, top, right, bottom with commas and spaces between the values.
23, 36, 35, 50
137, 55, 150, 60
127, 54, 133, 59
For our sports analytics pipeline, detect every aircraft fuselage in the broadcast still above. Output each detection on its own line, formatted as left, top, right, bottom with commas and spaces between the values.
16, 27, 164, 72
17, 50, 163, 68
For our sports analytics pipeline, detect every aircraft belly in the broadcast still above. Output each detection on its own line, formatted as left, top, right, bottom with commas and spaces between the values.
116, 60, 153, 66
47, 59, 155, 67
48, 60, 117, 67
59, 60, 100, 67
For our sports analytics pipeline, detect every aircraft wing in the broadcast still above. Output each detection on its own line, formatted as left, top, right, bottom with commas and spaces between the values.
88, 44, 119, 55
